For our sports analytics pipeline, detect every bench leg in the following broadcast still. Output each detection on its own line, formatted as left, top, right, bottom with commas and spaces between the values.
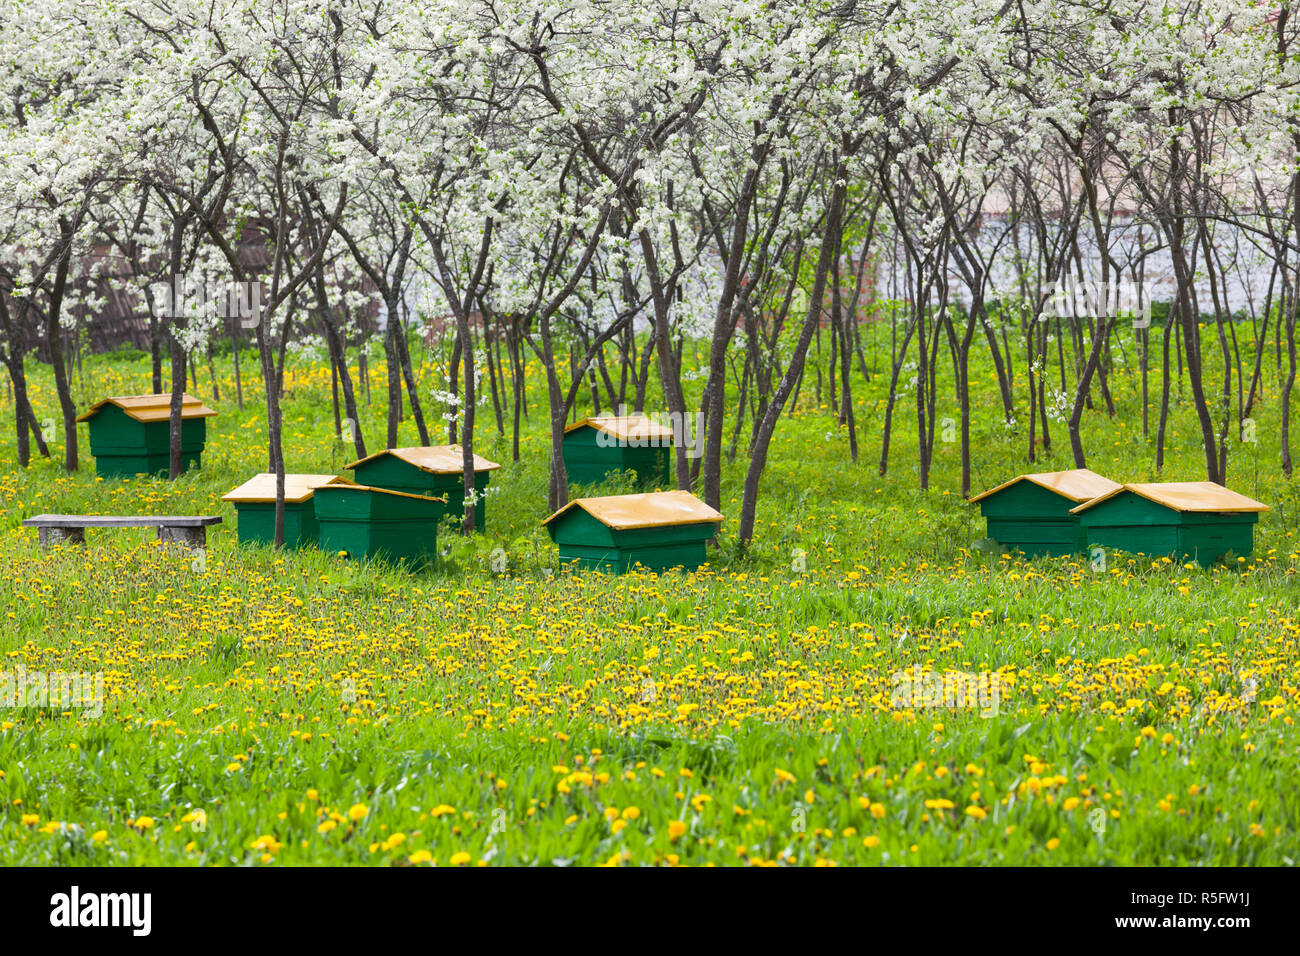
38, 527, 86, 548
157, 526, 206, 548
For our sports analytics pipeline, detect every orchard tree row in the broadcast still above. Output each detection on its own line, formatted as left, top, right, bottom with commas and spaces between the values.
2, 0, 1298, 543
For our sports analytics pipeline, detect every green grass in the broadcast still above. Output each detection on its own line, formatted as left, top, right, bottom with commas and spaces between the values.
0, 323, 1298, 866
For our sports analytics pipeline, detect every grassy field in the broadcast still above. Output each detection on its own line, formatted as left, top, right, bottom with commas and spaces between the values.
1, 325, 1298, 866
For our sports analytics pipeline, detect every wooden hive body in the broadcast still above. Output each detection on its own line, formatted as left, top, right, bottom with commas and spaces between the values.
1072, 482, 1267, 567
348, 446, 498, 531
971, 469, 1120, 557
80, 395, 215, 477
561, 417, 672, 487
543, 490, 722, 573
223, 474, 348, 548
312, 483, 444, 566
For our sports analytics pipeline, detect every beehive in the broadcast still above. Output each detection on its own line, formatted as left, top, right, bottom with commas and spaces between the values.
970, 469, 1121, 557
1070, 481, 1268, 567
542, 489, 722, 573
561, 416, 674, 487
347, 445, 500, 531
312, 483, 445, 565
77, 394, 216, 477
222, 474, 351, 548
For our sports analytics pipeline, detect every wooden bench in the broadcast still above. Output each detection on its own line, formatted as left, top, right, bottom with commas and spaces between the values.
22, 514, 222, 549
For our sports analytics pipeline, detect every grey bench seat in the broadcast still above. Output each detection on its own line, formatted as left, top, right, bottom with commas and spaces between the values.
22, 514, 221, 548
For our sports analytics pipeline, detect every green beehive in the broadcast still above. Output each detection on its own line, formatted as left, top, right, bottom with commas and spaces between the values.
222, 473, 351, 548
542, 489, 722, 573
1070, 481, 1268, 568
561, 416, 674, 486
346, 445, 499, 531
970, 469, 1121, 557
77, 394, 216, 477
312, 483, 445, 566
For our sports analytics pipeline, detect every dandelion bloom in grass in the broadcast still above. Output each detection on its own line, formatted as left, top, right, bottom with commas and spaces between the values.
449, 851, 471, 865
408, 850, 433, 865
862, 835, 880, 848
964, 806, 987, 820
250, 834, 283, 854
347, 803, 368, 822
668, 820, 687, 841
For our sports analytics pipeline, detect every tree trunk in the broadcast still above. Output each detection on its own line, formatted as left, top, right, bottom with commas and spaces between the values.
739, 172, 846, 544
45, 220, 78, 472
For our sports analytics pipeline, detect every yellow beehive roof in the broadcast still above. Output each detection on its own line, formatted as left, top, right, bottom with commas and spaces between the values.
346, 445, 501, 475
313, 482, 446, 503
542, 489, 723, 530
222, 474, 352, 504
563, 415, 676, 442
77, 393, 217, 423
1070, 481, 1269, 515
969, 468, 1121, 504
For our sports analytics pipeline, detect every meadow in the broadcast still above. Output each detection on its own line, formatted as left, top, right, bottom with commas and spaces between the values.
1, 325, 1298, 866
